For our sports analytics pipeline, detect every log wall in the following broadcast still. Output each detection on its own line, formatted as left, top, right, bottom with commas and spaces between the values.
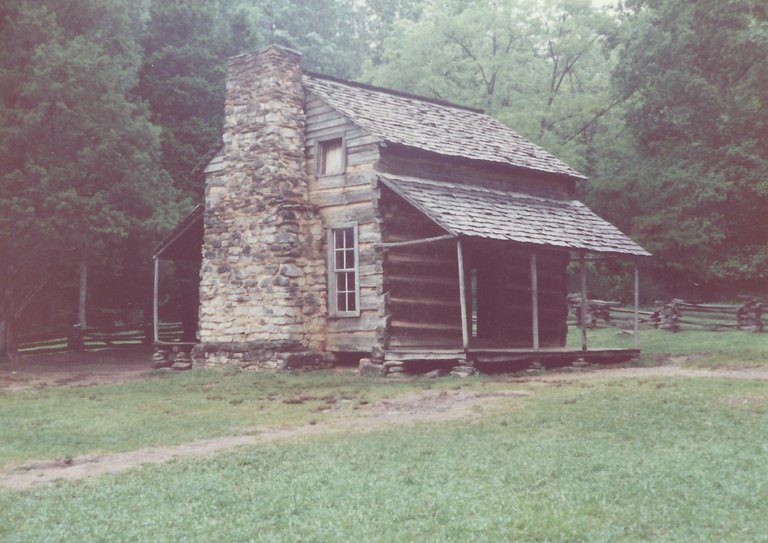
379, 189, 463, 348
468, 240, 568, 348
304, 93, 385, 353
378, 146, 576, 199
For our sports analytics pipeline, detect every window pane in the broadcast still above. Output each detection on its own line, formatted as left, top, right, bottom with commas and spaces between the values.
348, 271, 356, 290
344, 227, 354, 248
343, 248, 354, 270
334, 229, 344, 249
347, 293, 356, 311
336, 273, 346, 292
337, 293, 346, 312
335, 250, 344, 269
320, 139, 343, 175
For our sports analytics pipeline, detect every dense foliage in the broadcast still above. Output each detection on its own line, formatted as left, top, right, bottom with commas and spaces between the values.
1, 0, 765, 358
0, 1, 179, 358
605, 0, 768, 293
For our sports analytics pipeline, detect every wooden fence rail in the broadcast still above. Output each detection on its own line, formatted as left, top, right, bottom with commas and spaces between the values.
568, 296, 765, 333
18, 322, 184, 355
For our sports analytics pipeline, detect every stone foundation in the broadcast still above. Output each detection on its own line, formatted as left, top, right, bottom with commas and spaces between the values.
151, 348, 193, 371
193, 341, 332, 371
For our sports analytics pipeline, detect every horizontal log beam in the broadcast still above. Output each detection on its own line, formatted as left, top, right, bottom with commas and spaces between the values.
391, 320, 463, 332
389, 297, 458, 307
375, 234, 456, 250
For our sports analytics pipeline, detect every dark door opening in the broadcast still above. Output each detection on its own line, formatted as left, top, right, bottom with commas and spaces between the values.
469, 250, 533, 348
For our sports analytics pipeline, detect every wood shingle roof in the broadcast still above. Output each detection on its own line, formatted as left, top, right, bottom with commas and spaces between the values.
303, 73, 586, 180
381, 176, 650, 256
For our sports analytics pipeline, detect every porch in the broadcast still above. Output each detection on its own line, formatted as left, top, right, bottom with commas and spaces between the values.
150, 205, 202, 369
384, 346, 641, 367
377, 175, 651, 371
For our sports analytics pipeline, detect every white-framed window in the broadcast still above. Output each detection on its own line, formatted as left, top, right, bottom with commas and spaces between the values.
317, 137, 345, 176
328, 224, 359, 317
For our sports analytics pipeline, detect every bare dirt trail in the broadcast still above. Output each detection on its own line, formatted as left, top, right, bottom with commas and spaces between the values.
0, 346, 157, 391
526, 362, 768, 383
2, 349, 767, 491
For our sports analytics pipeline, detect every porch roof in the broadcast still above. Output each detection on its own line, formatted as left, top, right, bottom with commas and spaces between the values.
153, 204, 203, 260
380, 176, 650, 256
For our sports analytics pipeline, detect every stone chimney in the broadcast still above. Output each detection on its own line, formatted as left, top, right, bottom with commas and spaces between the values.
195, 45, 326, 369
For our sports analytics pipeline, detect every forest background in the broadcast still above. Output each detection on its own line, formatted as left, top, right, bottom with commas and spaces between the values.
1, 0, 766, 358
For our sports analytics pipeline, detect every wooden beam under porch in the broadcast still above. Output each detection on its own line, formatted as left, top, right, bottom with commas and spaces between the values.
384, 347, 640, 367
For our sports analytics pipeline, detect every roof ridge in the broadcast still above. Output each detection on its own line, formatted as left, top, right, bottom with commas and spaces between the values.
303, 71, 485, 114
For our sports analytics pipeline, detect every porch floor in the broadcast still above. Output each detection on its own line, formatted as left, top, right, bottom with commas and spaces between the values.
384, 347, 640, 365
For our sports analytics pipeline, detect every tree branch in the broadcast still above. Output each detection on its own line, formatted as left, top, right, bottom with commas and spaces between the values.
14, 275, 51, 320
560, 96, 628, 144
446, 34, 492, 96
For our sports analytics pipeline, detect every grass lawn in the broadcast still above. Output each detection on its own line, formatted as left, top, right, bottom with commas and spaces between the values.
567, 326, 768, 367
1, 377, 766, 542
0, 369, 473, 469
1, 330, 767, 541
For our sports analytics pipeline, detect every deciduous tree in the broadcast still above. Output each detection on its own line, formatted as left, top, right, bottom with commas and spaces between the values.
600, 0, 768, 292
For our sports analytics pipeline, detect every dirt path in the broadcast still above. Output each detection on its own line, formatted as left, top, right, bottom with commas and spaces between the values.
0, 389, 530, 491
0, 347, 156, 391
526, 362, 768, 383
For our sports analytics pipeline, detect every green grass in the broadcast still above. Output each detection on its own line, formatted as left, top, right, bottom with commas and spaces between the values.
2, 328, 766, 469
567, 326, 768, 367
1, 377, 766, 542
2, 330, 767, 540
0, 369, 466, 469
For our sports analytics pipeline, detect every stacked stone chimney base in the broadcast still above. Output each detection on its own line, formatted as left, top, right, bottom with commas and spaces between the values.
194, 45, 327, 371
193, 341, 332, 371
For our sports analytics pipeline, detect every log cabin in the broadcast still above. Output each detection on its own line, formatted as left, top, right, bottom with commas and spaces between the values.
152, 44, 650, 375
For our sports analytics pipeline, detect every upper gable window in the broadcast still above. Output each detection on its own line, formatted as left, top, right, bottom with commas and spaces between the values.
318, 137, 344, 176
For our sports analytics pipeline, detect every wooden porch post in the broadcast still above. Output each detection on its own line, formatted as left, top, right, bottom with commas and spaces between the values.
634, 261, 640, 349
579, 252, 588, 352
530, 252, 539, 350
456, 238, 469, 351
153, 256, 159, 344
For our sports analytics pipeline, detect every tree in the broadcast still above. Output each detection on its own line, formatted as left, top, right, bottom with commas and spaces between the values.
135, 0, 256, 198
245, 0, 376, 78
0, 1, 179, 360
135, 0, 401, 199
363, 0, 621, 173
599, 0, 768, 293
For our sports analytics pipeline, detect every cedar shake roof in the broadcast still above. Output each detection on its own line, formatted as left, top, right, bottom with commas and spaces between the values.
303, 73, 586, 180
381, 176, 650, 256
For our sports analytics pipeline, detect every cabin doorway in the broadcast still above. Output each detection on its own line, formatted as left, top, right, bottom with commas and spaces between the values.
469, 258, 533, 348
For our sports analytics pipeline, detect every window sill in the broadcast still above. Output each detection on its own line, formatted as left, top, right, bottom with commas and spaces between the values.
317, 171, 346, 179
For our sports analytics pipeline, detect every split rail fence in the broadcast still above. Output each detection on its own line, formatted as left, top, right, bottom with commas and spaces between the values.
568, 296, 765, 333
18, 322, 183, 355
16, 295, 766, 356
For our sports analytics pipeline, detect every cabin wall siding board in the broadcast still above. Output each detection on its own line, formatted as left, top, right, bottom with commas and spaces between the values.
379, 147, 574, 199
379, 188, 462, 347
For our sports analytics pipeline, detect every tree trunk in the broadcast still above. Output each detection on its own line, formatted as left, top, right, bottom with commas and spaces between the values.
0, 320, 19, 362
0, 284, 19, 363
78, 260, 87, 328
